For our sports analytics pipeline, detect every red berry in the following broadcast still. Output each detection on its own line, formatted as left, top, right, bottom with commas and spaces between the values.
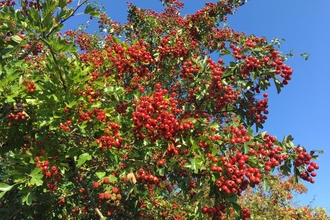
201, 206, 208, 214
112, 187, 119, 194
103, 177, 110, 184
99, 193, 105, 199
92, 182, 99, 188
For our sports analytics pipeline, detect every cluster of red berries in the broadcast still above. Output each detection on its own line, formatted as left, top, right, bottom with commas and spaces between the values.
78, 109, 92, 122
202, 203, 250, 220
294, 148, 319, 183
98, 191, 121, 201
205, 58, 240, 113
20, 0, 42, 15
6, 111, 27, 125
32, 42, 43, 55
165, 144, 180, 158
23, 79, 36, 93
227, 124, 251, 143
246, 93, 269, 124
97, 185, 121, 203
245, 38, 258, 48
95, 122, 122, 150
256, 134, 287, 172
78, 87, 100, 103
158, 33, 189, 60
106, 39, 153, 82
180, 60, 200, 80
230, 44, 246, 60
115, 101, 128, 115
96, 134, 122, 151
266, 50, 293, 85
215, 154, 251, 194
90, 71, 99, 81
0, 0, 15, 7
74, 32, 93, 51
77, 105, 108, 123
201, 203, 227, 219
35, 159, 61, 192
240, 55, 262, 77
93, 108, 107, 122
135, 168, 162, 188
132, 87, 193, 141
229, 38, 293, 86
151, 150, 166, 165
59, 120, 71, 132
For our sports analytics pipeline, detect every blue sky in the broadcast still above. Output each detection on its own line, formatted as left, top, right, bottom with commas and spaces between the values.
67, 0, 330, 212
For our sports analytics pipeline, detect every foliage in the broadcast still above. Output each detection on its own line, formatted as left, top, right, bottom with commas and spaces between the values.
238, 174, 330, 220
0, 0, 324, 219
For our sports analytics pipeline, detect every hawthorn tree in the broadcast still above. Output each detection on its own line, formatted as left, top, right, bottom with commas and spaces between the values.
238, 174, 329, 220
0, 0, 325, 219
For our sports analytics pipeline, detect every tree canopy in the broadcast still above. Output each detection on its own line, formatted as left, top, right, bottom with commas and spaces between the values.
0, 0, 326, 219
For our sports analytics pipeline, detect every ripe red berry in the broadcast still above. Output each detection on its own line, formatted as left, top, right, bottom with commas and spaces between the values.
201, 206, 208, 214
307, 166, 314, 172
112, 187, 119, 194
104, 192, 111, 200
92, 182, 99, 188
103, 177, 110, 184
99, 193, 105, 199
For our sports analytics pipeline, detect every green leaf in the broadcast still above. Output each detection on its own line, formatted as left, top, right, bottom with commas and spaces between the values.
30, 167, 42, 176
29, 168, 43, 186
109, 174, 118, 182
157, 168, 165, 176
279, 162, 291, 175
185, 158, 202, 174
227, 193, 238, 203
231, 202, 242, 216
76, 153, 92, 167
263, 177, 270, 190
59, 0, 67, 8
244, 142, 251, 154
30, 174, 43, 186
22, 192, 33, 205
273, 77, 282, 94
84, 5, 100, 18
0, 191, 6, 199
42, 12, 54, 33
96, 172, 106, 179
11, 35, 23, 44
0, 183, 14, 192
28, 7, 40, 25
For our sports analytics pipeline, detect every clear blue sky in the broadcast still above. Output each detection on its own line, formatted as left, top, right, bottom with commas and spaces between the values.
67, 0, 330, 212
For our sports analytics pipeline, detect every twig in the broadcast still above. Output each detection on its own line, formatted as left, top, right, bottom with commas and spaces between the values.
46, 0, 88, 38
18, 42, 38, 60
41, 39, 67, 91
70, 162, 104, 219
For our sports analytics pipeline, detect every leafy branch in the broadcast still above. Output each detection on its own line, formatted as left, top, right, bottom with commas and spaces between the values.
18, 42, 38, 61
41, 39, 67, 91
46, 0, 88, 38
68, 158, 104, 219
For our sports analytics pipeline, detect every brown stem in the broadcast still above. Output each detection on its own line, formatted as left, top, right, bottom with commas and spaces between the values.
73, 168, 104, 219
18, 42, 38, 60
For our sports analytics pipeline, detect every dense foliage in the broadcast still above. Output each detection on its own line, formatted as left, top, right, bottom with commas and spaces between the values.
0, 0, 325, 219
238, 174, 329, 220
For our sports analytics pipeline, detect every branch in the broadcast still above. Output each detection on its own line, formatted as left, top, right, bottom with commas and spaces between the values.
60, 0, 88, 25
42, 39, 67, 91
70, 162, 104, 219
18, 42, 38, 61
46, 0, 88, 38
